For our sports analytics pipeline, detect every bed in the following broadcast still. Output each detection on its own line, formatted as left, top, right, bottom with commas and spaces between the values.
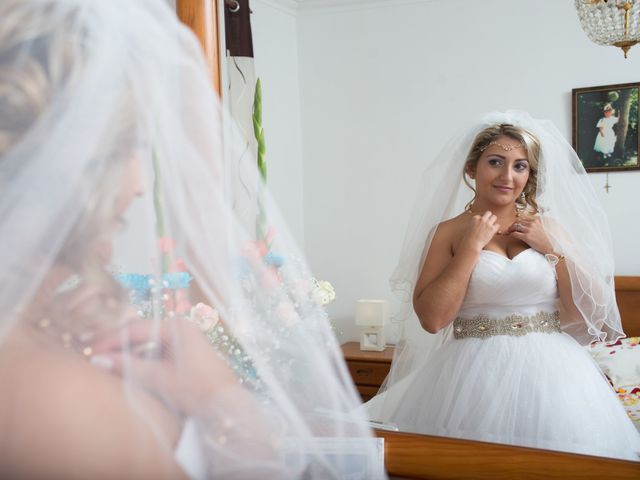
592, 277, 640, 433
376, 276, 640, 479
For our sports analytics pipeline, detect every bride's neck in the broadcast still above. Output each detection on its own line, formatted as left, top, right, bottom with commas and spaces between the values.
469, 201, 518, 224
23, 264, 76, 322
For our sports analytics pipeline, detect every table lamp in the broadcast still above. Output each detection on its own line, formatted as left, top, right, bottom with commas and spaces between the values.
355, 299, 387, 351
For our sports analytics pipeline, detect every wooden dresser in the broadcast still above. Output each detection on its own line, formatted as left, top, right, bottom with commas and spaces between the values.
341, 342, 394, 402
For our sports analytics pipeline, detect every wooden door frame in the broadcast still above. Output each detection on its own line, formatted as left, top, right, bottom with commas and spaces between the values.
176, 0, 222, 96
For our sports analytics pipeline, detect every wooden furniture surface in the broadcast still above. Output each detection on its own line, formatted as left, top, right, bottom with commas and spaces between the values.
616, 275, 640, 336
376, 429, 640, 479
341, 342, 394, 402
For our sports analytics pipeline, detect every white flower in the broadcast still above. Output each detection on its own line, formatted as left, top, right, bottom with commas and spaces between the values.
311, 279, 336, 306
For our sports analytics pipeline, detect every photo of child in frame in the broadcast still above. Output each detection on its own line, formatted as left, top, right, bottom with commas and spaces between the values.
573, 82, 639, 172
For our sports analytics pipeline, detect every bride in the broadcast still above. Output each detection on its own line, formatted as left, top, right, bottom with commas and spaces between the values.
368, 112, 640, 461
0, 0, 382, 478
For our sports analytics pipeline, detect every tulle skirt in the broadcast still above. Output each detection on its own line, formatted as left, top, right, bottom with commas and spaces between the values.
383, 331, 640, 461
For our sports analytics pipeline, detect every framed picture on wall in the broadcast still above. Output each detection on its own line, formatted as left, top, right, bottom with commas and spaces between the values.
572, 81, 639, 173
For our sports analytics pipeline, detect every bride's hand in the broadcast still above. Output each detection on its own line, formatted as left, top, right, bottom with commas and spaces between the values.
460, 211, 500, 252
506, 216, 554, 254
89, 319, 240, 416
46, 280, 132, 334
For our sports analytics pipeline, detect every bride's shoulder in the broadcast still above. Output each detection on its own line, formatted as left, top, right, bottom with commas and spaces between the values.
421, 214, 467, 256
435, 213, 468, 238
0, 329, 183, 478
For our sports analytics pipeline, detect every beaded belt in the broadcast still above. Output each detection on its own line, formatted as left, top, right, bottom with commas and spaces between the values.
453, 311, 561, 340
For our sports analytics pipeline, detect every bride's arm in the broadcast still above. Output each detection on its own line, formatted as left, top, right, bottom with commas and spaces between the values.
0, 318, 277, 479
0, 343, 187, 479
550, 256, 583, 321
90, 319, 281, 474
413, 212, 499, 333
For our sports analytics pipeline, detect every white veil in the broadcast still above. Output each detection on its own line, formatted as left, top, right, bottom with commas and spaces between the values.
369, 110, 624, 423
0, 1, 383, 478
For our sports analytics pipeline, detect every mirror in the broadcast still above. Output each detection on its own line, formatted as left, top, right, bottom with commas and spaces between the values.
177, 0, 640, 468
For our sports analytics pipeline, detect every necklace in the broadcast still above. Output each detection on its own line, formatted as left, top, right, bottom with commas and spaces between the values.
36, 317, 95, 357
464, 204, 523, 235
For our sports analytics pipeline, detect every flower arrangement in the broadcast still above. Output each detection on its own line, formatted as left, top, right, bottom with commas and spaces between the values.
249, 79, 336, 308
114, 113, 338, 392
115, 236, 263, 391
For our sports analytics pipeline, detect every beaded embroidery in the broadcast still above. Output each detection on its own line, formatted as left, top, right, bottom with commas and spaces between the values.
453, 311, 560, 339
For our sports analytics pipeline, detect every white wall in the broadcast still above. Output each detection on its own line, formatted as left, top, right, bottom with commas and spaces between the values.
222, 0, 640, 343
293, 0, 640, 342
247, 1, 305, 245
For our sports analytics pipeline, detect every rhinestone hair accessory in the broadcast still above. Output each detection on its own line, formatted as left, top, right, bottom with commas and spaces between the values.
479, 140, 526, 152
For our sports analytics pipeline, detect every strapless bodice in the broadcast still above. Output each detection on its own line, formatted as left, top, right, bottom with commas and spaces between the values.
458, 248, 559, 318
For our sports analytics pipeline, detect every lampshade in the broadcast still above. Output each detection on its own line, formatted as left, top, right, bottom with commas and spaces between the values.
355, 300, 387, 327
575, 0, 640, 58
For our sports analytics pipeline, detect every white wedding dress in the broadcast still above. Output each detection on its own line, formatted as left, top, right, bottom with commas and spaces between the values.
371, 248, 640, 461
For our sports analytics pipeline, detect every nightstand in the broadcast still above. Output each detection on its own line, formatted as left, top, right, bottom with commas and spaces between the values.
341, 341, 394, 402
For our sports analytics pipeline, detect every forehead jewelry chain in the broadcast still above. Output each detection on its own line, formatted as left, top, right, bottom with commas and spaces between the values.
479, 141, 525, 152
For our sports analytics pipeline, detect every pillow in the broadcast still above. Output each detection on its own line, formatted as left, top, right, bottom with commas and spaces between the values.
590, 337, 640, 389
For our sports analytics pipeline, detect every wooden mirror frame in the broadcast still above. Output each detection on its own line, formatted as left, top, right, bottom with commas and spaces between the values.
377, 429, 640, 479
176, 0, 222, 96
174, 5, 640, 476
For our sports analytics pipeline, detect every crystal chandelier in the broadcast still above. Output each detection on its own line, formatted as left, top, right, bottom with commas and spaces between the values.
575, 0, 640, 58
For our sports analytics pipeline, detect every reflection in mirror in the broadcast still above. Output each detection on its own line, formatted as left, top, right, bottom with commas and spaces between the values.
233, 0, 640, 467
365, 115, 640, 461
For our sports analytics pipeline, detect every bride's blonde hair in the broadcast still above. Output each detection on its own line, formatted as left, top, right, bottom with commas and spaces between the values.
0, 1, 133, 329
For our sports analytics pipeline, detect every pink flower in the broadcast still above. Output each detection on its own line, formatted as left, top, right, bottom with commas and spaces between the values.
190, 302, 220, 331
171, 259, 187, 272
265, 226, 276, 246
241, 243, 262, 263
253, 240, 268, 257
259, 267, 281, 291
158, 236, 176, 252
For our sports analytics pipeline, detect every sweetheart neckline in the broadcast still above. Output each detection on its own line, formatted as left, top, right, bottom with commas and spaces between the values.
480, 247, 534, 262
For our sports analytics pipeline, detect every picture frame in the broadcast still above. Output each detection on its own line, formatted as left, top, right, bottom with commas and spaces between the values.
572, 81, 639, 173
